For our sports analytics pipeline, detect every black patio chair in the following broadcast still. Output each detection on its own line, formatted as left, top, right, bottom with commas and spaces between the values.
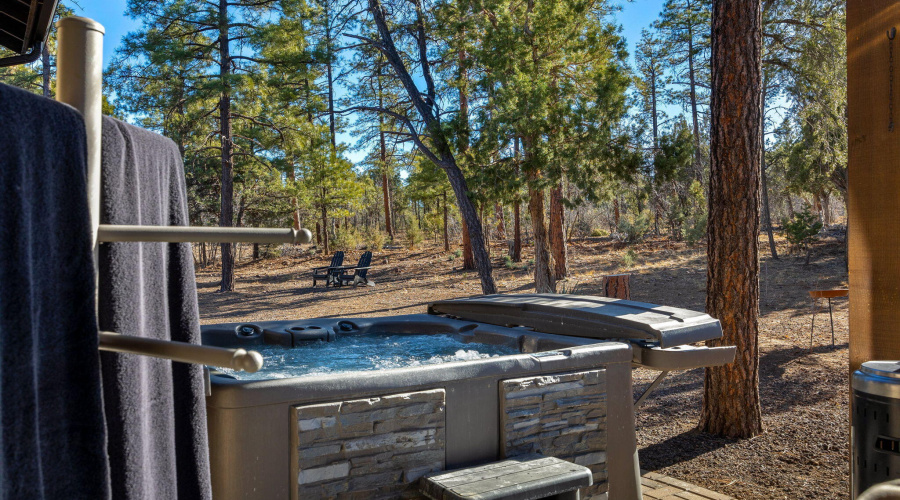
311, 251, 344, 287
336, 251, 374, 287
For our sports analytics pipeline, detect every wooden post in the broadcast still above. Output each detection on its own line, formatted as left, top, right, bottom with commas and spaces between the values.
848, 1, 900, 372
602, 274, 631, 300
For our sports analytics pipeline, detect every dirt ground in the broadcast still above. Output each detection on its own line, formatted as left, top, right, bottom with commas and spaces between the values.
196, 232, 850, 500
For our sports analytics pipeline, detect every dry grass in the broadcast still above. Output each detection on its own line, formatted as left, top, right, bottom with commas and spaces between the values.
196, 231, 850, 500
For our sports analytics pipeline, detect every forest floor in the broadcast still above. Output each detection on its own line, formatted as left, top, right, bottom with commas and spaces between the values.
196, 230, 850, 500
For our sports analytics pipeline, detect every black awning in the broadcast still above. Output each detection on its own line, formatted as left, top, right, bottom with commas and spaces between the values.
0, 0, 58, 66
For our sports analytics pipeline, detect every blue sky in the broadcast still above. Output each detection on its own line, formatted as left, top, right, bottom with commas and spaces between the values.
71, 0, 666, 161
73, 0, 664, 67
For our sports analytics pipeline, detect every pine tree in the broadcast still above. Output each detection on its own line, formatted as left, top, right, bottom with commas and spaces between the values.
347, 0, 498, 294
657, 0, 711, 181
109, 0, 314, 291
469, 0, 638, 292
701, 0, 764, 439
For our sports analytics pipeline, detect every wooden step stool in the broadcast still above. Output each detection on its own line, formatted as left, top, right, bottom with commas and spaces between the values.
420, 454, 593, 500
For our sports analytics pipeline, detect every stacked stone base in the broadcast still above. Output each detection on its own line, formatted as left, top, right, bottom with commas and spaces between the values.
292, 390, 445, 499
291, 369, 610, 499
500, 370, 609, 498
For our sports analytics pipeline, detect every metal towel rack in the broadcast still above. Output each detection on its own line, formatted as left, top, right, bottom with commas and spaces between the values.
56, 17, 312, 373
98, 332, 264, 373
98, 225, 312, 244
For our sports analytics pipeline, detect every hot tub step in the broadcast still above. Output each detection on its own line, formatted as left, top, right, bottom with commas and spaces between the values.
420, 453, 592, 500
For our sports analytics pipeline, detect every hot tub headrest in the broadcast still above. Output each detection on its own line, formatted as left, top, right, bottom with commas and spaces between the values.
427, 294, 723, 348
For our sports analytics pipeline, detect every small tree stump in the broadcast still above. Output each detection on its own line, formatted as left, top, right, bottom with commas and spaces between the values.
602, 274, 631, 300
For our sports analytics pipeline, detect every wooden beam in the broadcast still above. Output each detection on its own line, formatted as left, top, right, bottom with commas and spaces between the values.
848, 1, 900, 372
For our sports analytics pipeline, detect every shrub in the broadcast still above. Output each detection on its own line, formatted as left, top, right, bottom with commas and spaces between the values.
503, 254, 526, 270
406, 221, 424, 250
331, 227, 359, 251
618, 211, 651, 243
557, 278, 580, 294
590, 228, 610, 238
621, 249, 637, 267
448, 249, 462, 261
683, 211, 707, 247
782, 206, 823, 265
365, 231, 387, 252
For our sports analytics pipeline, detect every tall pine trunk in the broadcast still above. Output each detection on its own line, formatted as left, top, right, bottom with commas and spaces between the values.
494, 203, 506, 240
549, 181, 567, 280
511, 139, 522, 262
761, 136, 778, 260
687, 19, 703, 183
528, 182, 555, 293
381, 168, 393, 239
512, 200, 522, 261
443, 190, 450, 251
321, 189, 329, 254
218, 0, 235, 292
325, 1, 337, 151
376, 60, 394, 240
457, 46, 476, 271
290, 174, 301, 231
461, 218, 475, 269
524, 136, 555, 293
700, 0, 763, 439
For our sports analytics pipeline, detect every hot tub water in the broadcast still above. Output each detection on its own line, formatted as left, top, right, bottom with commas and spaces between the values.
218, 333, 519, 380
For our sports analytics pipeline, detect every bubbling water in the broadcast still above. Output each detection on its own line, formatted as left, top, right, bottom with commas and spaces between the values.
217, 333, 519, 381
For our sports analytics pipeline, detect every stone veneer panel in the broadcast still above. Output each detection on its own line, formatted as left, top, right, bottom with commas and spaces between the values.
292, 389, 445, 500
500, 369, 609, 498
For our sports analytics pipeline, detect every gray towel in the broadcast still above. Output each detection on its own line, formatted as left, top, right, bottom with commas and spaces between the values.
98, 117, 211, 500
0, 83, 110, 499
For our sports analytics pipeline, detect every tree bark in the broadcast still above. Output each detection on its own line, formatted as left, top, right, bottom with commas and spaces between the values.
613, 198, 620, 229
325, 0, 337, 151
461, 217, 476, 269
549, 181, 568, 280
512, 199, 522, 261
528, 185, 555, 293
376, 60, 394, 241
511, 140, 523, 262
650, 64, 659, 150
443, 190, 450, 251
321, 190, 329, 254
218, 0, 235, 292
700, 0, 764, 439
494, 203, 507, 240
761, 148, 778, 260
687, 16, 703, 183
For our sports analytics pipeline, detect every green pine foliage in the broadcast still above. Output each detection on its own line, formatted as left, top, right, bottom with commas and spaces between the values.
782, 206, 823, 265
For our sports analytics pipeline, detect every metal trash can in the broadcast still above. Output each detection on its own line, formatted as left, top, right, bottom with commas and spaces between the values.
852, 361, 900, 498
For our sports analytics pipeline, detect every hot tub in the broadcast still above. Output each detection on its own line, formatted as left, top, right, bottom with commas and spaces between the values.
202, 294, 734, 500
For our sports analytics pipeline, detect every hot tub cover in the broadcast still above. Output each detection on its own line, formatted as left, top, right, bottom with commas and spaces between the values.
428, 294, 723, 348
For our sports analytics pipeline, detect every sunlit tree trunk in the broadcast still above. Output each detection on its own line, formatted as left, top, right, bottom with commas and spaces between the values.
549, 181, 567, 280
495, 203, 506, 240
524, 136, 555, 293
218, 0, 235, 292
700, 0, 764, 439
443, 190, 450, 251
377, 65, 394, 240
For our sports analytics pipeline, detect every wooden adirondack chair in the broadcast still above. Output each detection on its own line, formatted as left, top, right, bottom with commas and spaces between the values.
311, 251, 344, 287
337, 251, 374, 287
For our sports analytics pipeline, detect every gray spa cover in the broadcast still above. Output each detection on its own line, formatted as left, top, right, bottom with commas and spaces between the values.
428, 294, 722, 348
